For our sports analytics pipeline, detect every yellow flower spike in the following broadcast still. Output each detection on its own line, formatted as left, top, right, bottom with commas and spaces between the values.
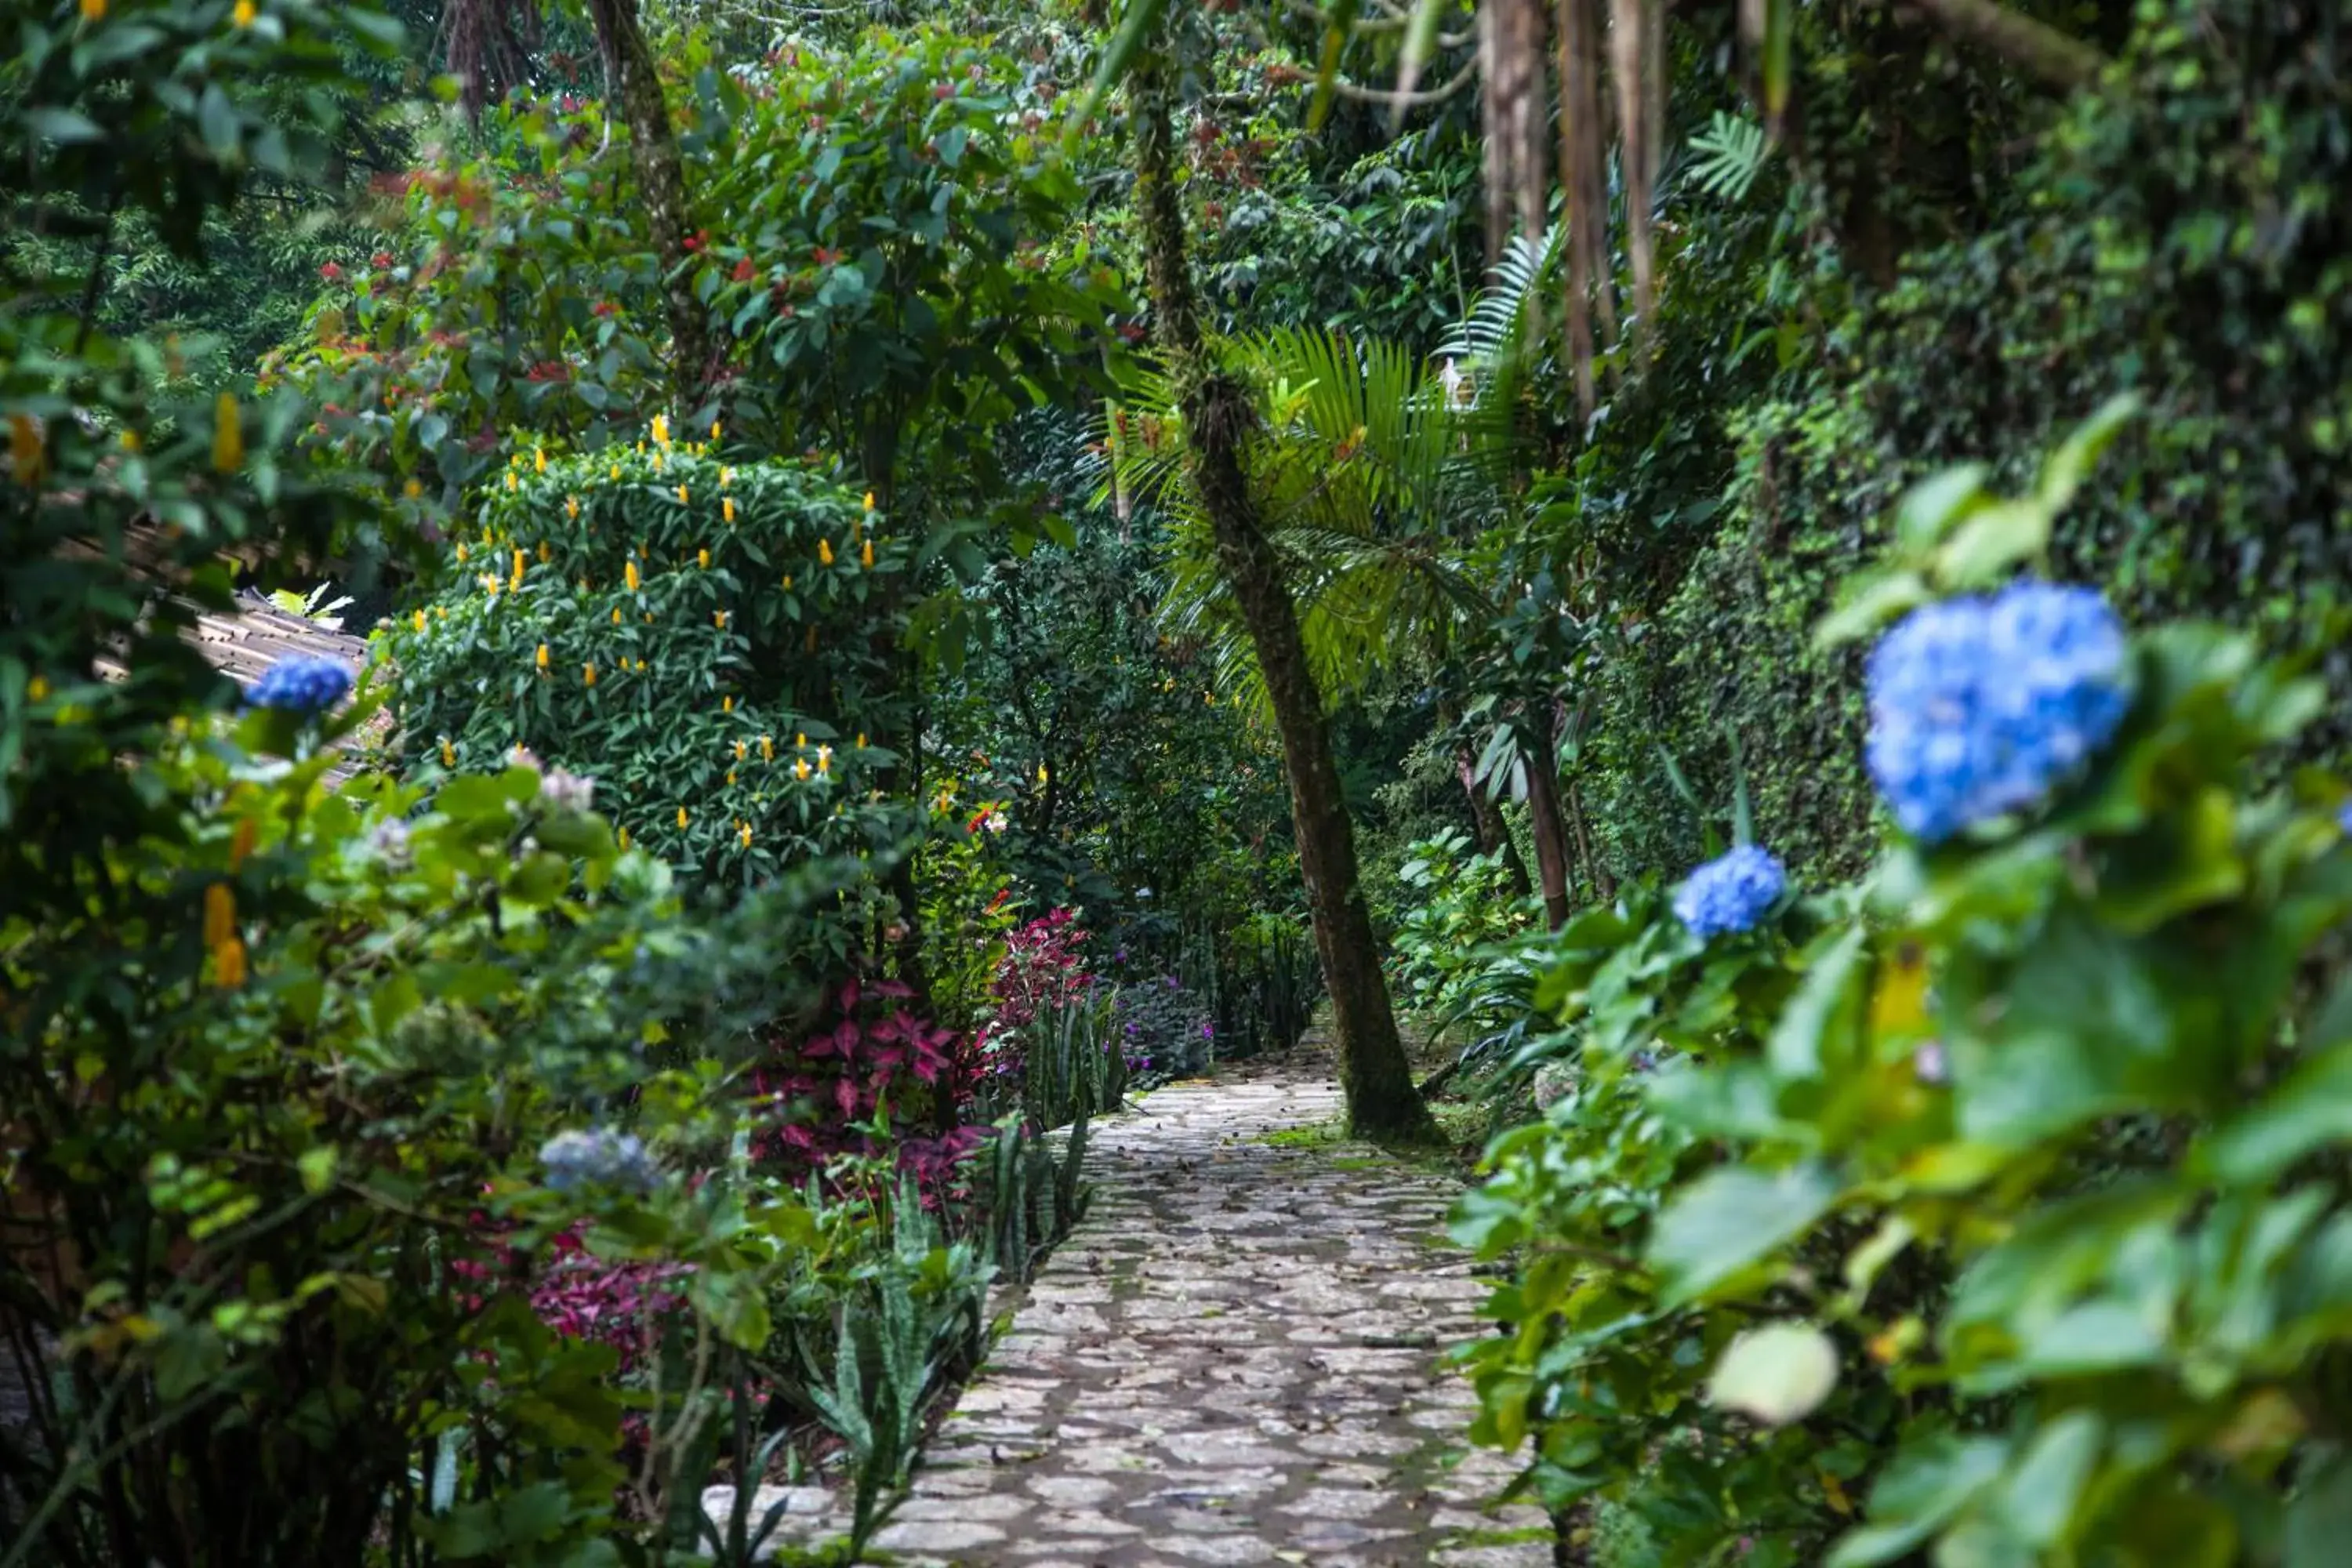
861, 539, 874, 568
404, 477, 422, 499
505, 471, 517, 492
202, 882, 236, 948
80, 0, 105, 22
856, 733, 867, 749
738, 821, 752, 848
721, 695, 735, 713
760, 735, 774, 761
818, 539, 834, 566
510, 454, 522, 470
28, 675, 49, 702
440, 737, 456, 767
720, 466, 734, 488
212, 935, 248, 989
782, 573, 794, 590
229, 818, 257, 870
796, 732, 808, 750
618, 826, 631, 851
698, 547, 710, 570
677, 484, 689, 504
727, 768, 737, 786
625, 560, 641, 592
677, 806, 689, 829
652, 413, 670, 448
644, 612, 654, 625
711, 420, 724, 441
713, 609, 728, 630
793, 758, 811, 782
512, 545, 525, 576
538, 542, 550, 564
724, 497, 736, 524
534, 448, 546, 474
816, 745, 833, 776
412, 609, 426, 633
211, 391, 242, 473
230, 0, 256, 27
609, 463, 621, 480
436, 606, 448, 620
535, 643, 550, 673
1038, 763, 1051, 783
863, 492, 876, 511
456, 541, 469, 562
583, 662, 597, 688
735, 739, 749, 761
612, 606, 623, 625
565, 495, 580, 520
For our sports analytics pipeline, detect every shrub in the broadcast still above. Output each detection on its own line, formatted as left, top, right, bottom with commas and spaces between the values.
1455, 417, 2352, 1564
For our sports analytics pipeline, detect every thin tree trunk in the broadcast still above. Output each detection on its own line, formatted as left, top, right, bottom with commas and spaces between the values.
585, 0, 716, 416
1455, 740, 1534, 898
1523, 752, 1576, 930
1130, 56, 1432, 1141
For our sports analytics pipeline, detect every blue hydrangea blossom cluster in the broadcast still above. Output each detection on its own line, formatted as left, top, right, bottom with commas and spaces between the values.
1673, 844, 1788, 938
1864, 583, 2131, 844
538, 1128, 659, 1194
246, 655, 353, 717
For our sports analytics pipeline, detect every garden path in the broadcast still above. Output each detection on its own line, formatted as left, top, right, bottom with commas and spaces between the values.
862, 1039, 1551, 1567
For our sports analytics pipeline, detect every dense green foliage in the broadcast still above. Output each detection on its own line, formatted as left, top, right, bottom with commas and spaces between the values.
14, 0, 2352, 1560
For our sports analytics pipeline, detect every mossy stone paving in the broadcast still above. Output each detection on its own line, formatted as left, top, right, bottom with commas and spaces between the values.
863, 1044, 1548, 1567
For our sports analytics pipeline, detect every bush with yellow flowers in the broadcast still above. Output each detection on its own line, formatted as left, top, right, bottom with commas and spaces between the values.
378, 428, 914, 898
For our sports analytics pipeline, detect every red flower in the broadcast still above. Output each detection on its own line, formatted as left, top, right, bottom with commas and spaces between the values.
813, 245, 841, 267
592, 301, 618, 318
319, 262, 344, 282
1119, 322, 1146, 343
932, 82, 953, 100
731, 256, 757, 283
370, 250, 394, 270
682, 230, 709, 253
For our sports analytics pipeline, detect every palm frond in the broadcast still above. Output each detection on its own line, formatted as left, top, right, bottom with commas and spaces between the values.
1685, 111, 1773, 201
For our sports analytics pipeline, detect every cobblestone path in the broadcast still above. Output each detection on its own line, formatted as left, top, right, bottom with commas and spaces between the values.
862, 1048, 1552, 1567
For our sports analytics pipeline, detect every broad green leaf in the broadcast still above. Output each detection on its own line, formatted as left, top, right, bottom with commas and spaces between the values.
2036, 390, 2142, 514
1894, 461, 1989, 554
1649, 1161, 1841, 1303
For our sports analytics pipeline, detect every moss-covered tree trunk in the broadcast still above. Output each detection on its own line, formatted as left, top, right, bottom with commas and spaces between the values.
1129, 56, 1432, 1141
585, 0, 714, 415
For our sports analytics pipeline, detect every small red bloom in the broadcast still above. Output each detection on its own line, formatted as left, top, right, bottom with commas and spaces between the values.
682, 230, 709, 253
592, 301, 619, 318
319, 262, 344, 282
731, 257, 757, 283
370, 250, 394, 270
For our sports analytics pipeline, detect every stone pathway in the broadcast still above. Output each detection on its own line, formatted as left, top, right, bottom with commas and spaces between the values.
862, 1047, 1552, 1567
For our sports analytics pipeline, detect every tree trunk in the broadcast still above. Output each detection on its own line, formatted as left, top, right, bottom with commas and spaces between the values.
1523, 751, 1576, 930
1130, 57, 1432, 1142
1455, 740, 1534, 898
585, 0, 716, 416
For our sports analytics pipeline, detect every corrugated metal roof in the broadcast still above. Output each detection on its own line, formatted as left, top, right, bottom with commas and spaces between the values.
187, 591, 387, 784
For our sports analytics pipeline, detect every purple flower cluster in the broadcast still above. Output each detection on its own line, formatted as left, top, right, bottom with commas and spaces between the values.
1865, 583, 2131, 844
247, 655, 353, 717
1672, 844, 1788, 938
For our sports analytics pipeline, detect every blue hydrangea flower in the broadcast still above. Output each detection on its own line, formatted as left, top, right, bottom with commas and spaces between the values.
246, 655, 353, 717
1673, 844, 1788, 938
539, 1128, 659, 1194
1864, 583, 2131, 844
2339, 800, 2352, 835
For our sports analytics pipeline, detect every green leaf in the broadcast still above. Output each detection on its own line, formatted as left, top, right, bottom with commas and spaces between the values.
1894, 461, 1989, 554
2037, 390, 2142, 515
2287, 1448, 2352, 1568
1766, 923, 1867, 1082
1649, 1161, 1841, 1304
1706, 1321, 1840, 1425
24, 106, 103, 143
1815, 567, 1930, 650
1935, 499, 2053, 588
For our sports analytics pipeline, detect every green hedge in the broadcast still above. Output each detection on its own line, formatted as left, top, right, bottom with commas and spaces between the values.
1577, 0, 2352, 884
